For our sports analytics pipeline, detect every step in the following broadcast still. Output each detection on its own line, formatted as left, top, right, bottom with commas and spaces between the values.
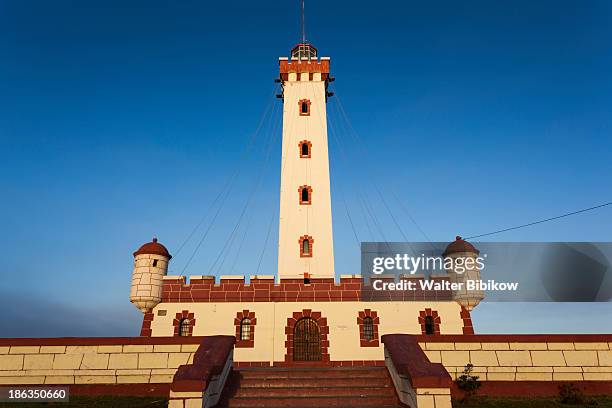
232, 386, 396, 398
238, 367, 388, 380
237, 377, 391, 388
219, 395, 400, 408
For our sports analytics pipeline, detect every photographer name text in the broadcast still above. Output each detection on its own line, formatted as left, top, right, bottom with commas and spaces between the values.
372, 279, 519, 292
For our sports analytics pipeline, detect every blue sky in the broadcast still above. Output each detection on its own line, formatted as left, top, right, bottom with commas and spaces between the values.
0, 0, 611, 337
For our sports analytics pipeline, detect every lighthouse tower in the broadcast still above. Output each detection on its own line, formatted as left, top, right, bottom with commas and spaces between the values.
277, 42, 335, 280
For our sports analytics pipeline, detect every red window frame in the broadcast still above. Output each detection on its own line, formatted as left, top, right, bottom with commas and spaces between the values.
299, 235, 314, 258
298, 140, 312, 158
298, 99, 311, 116
298, 185, 313, 205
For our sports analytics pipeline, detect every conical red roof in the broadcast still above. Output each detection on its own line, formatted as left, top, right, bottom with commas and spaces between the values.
133, 237, 171, 259
443, 236, 479, 256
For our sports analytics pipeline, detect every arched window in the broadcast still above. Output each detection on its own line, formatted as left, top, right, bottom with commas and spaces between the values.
299, 140, 312, 158
418, 308, 440, 336
303, 239, 310, 255
240, 318, 251, 341
424, 316, 435, 335
358, 309, 379, 347
178, 318, 191, 337
235, 310, 256, 348
298, 185, 312, 205
173, 310, 196, 337
298, 99, 311, 116
299, 235, 313, 258
363, 316, 374, 341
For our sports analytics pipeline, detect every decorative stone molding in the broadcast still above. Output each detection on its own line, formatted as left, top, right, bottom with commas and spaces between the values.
357, 309, 380, 347
173, 310, 196, 337
234, 310, 256, 348
418, 308, 440, 335
284, 309, 330, 363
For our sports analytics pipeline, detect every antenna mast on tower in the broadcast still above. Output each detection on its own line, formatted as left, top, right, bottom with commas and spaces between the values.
301, 0, 306, 43
290, 0, 317, 60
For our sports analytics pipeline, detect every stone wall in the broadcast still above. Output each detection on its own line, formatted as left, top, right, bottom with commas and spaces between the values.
0, 337, 201, 389
161, 274, 455, 303
149, 302, 467, 364
417, 334, 612, 382
383, 334, 612, 406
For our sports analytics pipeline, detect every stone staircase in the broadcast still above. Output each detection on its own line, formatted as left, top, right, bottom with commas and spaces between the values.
217, 366, 402, 407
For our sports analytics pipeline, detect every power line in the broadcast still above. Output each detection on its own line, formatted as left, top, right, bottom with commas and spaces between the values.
207, 98, 282, 276
332, 92, 432, 248
174, 85, 279, 259
256, 207, 277, 276
178, 86, 279, 275
465, 202, 612, 239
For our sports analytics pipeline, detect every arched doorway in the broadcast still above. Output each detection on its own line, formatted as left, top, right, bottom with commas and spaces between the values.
293, 317, 322, 361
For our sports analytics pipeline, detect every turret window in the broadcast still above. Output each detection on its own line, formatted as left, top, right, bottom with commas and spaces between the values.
152, 259, 158, 267
298, 99, 311, 116
298, 140, 312, 158
298, 185, 312, 205
299, 235, 314, 258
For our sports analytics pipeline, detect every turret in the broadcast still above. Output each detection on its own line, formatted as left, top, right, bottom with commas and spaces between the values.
130, 237, 171, 313
444, 236, 485, 311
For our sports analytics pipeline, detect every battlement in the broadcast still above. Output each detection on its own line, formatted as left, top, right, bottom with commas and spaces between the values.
279, 57, 330, 82
160, 274, 454, 303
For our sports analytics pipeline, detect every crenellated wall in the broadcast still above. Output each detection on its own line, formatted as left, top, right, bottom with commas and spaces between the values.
160, 274, 454, 303
278, 56, 330, 82
151, 275, 471, 365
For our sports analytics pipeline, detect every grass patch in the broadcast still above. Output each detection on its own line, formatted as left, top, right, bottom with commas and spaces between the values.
0, 396, 167, 407
453, 396, 612, 408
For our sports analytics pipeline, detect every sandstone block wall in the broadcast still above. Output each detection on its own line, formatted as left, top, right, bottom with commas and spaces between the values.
0, 338, 200, 386
418, 334, 612, 382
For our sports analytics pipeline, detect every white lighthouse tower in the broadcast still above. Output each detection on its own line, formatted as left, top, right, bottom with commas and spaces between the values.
277, 40, 335, 281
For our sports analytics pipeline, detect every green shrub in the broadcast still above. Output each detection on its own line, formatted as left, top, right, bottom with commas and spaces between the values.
456, 363, 482, 403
